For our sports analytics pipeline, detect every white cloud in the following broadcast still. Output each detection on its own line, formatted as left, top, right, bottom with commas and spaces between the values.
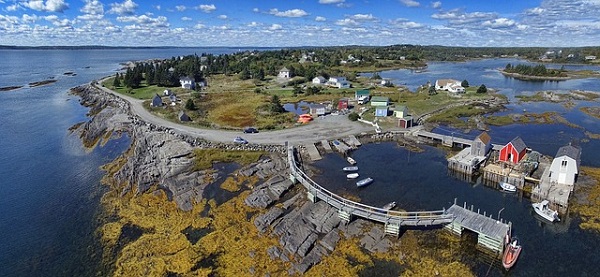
431, 9, 496, 25
431, 1, 442, 9
218, 15, 227, 19
350, 14, 376, 21
248, 21, 259, 27
197, 4, 216, 13
268, 8, 308, 17
400, 0, 420, 7
194, 23, 205, 29
269, 23, 282, 30
319, 0, 345, 4
6, 4, 19, 11
175, 5, 186, 12
181, 17, 192, 21
482, 18, 516, 28
525, 7, 545, 15
80, 0, 103, 15
22, 14, 39, 23
22, 0, 69, 12
117, 14, 169, 28
335, 18, 358, 26
315, 16, 326, 22
252, 8, 259, 12
390, 18, 423, 28
108, 0, 137, 15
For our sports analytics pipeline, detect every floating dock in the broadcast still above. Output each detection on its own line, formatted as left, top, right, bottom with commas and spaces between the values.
304, 143, 322, 161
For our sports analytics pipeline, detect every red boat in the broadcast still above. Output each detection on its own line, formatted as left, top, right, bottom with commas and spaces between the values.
502, 237, 522, 270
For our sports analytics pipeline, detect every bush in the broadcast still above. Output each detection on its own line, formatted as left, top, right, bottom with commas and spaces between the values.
477, 84, 488, 93
348, 112, 359, 121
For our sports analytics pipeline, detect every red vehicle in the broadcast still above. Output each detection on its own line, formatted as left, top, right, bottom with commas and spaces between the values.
502, 237, 522, 270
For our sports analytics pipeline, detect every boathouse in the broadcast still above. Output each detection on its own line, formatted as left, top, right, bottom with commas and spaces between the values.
394, 106, 413, 128
309, 104, 326, 116
370, 96, 389, 107
548, 144, 581, 187
499, 136, 527, 164
447, 132, 491, 175
471, 131, 492, 157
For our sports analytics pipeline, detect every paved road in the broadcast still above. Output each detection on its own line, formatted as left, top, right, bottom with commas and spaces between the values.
93, 81, 375, 145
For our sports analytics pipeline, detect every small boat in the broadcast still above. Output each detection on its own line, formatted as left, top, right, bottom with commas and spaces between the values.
382, 201, 396, 211
343, 166, 359, 172
532, 200, 560, 222
347, 156, 357, 165
333, 140, 340, 146
346, 173, 359, 179
502, 237, 522, 270
500, 182, 517, 192
356, 177, 373, 187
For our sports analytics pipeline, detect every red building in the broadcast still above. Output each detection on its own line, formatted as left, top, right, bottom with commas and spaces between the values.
338, 98, 349, 110
499, 136, 527, 164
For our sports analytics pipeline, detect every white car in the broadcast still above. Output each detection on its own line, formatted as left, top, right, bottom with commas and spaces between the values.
233, 136, 248, 144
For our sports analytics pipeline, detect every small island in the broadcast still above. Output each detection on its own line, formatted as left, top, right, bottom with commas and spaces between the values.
501, 63, 600, 81
28, 79, 58, 87
0, 85, 23, 92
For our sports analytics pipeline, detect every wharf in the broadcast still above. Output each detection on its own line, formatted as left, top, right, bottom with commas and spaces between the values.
304, 143, 322, 161
321, 140, 333, 152
532, 165, 571, 214
345, 135, 362, 147
332, 139, 351, 153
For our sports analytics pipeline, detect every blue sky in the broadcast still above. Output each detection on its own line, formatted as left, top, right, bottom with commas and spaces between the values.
0, 0, 599, 47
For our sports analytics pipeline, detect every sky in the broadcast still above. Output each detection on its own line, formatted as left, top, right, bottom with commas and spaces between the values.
1, 0, 599, 47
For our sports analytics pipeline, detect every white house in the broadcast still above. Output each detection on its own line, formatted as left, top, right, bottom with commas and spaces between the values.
163, 89, 172, 96
312, 76, 326, 84
327, 76, 350, 88
179, 76, 195, 89
548, 145, 581, 187
435, 79, 463, 92
585, 55, 597, 60
278, 67, 290, 79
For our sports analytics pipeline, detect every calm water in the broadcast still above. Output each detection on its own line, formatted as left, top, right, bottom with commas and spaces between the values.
1, 52, 599, 276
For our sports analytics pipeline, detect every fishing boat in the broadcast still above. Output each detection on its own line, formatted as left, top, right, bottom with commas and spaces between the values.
382, 201, 396, 211
346, 173, 359, 179
499, 182, 517, 192
502, 237, 522, 270
343, 166, 358, 172
532, 200, 560, 222
356, 177, 373, 187
346, 156, 357, 165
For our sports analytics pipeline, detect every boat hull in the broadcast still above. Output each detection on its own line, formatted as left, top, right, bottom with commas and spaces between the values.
356, 177, 373, 187
346, 173, 359, 179
343, 166, 358, 172
532, 200, 560, 222
500, 182, 516, 192
502, 240, 522, 270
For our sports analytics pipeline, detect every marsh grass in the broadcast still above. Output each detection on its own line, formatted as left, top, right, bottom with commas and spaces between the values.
193, 149, 264, 171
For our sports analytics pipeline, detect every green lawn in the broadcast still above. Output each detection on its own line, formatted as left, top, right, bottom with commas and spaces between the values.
102, 77, 190, 100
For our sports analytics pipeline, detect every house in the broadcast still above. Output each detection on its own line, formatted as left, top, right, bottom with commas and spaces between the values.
470, 131, 492, 157
278, 67, 290, 79
394, 106, 413, 128
585, 55, 597, 60
370, 96, 389, 107
380, 79, 392, 86
327, 76, 350, 88
178, 111, 191, 122
393, 105, 408, 118
375, 106, 389, 117
180, 76, 195, 89
309, 104, 326, 116
151, 94, 163, 107
355, 89, 370, 100
548, 145, 581, 187
499, 136, 527, 164
163, 89, 172, 96
435, 79, 463, 92
448, 84, 465, 93
337, 98, 349, 110
312, 76, 326, 84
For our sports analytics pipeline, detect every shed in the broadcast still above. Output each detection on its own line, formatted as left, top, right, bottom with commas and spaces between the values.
163, 89, 172, 96
393, 105, 408, 118
375, 106, 389, 117
178, 111, 191, 122
151, 94, 163, 107
471, 131, 492, 157
370, 96, 389, 107
278, 67, 290, 79
548, 145, 581, 186
355, 89, 370, 100
312, 76, 326, 84
309, 104, 326, 116
499, 136, 527, 164
397, 117, 413, 128
338, 98, 349, 110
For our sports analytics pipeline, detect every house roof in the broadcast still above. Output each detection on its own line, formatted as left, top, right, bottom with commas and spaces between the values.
314, 76, 325, 80
309, 104, 326, 109
179, 76, 193, 82
371, 96, 389, 102
476, 131, 491, 144
508, 136, 527, 152
279, 67, 289, 72
394, 105, 407, 111
375, 106, 388, 110
436, 79, 459, 86
356, 89, 370, 96
556, 145, 581, 161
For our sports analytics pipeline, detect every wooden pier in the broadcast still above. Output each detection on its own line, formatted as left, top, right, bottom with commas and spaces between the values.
445, 200, 511, 256
320, 140, 333, 152
344, 135, 362, 147
332, 139, 352, 153
304, 143, 322, 161
415, 130, 473, 148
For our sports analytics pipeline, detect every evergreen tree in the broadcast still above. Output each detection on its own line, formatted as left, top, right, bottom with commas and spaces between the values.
461, 79, 469, 87
113, 73, 120, 87
269, 95, 285, 114
185, 99, 196, 110
477, 84, 488, 93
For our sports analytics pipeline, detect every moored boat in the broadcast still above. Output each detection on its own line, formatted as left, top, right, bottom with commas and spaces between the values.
500, 182, 517, 192
532, 200, 560, 222
343, 166, 358, 172
347, 156, 357, 165
356, 177, 373, 187
346, 173, 359, 179
502, 237, 522, 270
382, 201, 396, 211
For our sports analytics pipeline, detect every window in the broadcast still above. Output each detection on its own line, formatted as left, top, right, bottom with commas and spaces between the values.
561, 160, 567, 167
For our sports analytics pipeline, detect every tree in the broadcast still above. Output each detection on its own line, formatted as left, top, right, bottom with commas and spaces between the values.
461, 79, 469, 88
428, 85, 437, 95
113, 73, 121, 87
270, 95, 285, 114
185, 99, 197, 110
477, 84, 488, 93
348, 112, 359, 121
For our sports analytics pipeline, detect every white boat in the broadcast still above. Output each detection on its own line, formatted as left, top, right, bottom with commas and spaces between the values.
346, 156, 357, 165
500, 182, 517, 192
346, 173, 359, 179
382, 201, 396, 211
356, 177, 373, 187
532, 200, 560, 222
343, 166, 358, 172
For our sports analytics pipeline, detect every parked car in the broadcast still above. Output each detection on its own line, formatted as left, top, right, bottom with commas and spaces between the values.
233, 136, 248, 144
243, 127, 259, 133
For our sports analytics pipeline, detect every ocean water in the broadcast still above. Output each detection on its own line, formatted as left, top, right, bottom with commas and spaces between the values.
1, 50, 599, 276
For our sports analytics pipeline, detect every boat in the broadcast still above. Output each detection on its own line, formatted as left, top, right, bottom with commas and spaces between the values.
532, 200, 560, 222
502, 237, 522, 270
499, 182, 517, 192
346, 156, 357, 165
356, 177, 373, 187
382, 201, 396, 211
346, 173, 359, 179
343, 166, 358, 172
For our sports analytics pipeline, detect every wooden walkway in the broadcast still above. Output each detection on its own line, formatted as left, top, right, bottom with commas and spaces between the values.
332, 139, 352, 153
287, 145, 455, 236
304, 143, 322, 161
320, 140, 333, 152
415, 130, 502, 149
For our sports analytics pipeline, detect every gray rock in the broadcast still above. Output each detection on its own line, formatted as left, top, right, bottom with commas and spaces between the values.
301, 201, 340, 233
279, 222, 316, 257
254, 207, 284, 233
319, 230, 340, 252
293, 244, 327, 274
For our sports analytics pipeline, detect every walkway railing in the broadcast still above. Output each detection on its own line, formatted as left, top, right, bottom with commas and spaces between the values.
287, 145, 455, 226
